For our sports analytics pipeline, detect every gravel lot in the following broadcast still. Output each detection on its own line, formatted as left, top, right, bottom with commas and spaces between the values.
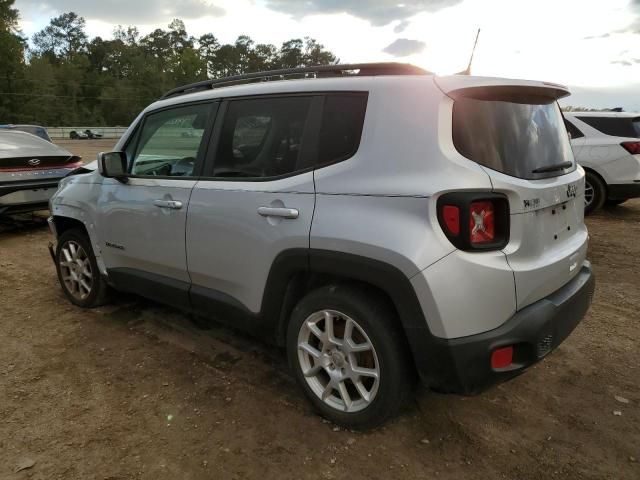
0, 141, 638, 479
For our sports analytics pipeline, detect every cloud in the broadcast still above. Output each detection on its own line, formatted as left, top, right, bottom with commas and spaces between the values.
18, 0, 224, 24
383, 38, 426, 57
616, 0, 640, 34
264, 0, 463, 26
394, 20, 410, 33
583, 32, 610, 40
610, 58, 640, 66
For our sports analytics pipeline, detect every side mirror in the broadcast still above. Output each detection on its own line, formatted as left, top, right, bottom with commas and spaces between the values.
98, 151, 128, 181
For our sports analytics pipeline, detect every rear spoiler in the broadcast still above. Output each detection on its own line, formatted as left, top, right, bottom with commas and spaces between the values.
434, 76, 570, 101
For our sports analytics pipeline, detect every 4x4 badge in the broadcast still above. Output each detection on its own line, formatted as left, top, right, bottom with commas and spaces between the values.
567, 183, 577, 198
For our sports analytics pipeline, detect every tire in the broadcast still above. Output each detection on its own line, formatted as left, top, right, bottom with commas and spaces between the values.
55, 228, 110, 308
69, 131, 77, 139
584, 171, 606, 215
287, 284, 414, 430
605, 199, 627, 208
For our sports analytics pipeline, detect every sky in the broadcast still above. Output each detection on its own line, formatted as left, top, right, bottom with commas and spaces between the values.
15, 0, 640, 111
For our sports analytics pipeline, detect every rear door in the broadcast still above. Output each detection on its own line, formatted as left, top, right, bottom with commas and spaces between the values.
186, 95, 320, 316
97, 101, 216, 308
448, 85, 588, 309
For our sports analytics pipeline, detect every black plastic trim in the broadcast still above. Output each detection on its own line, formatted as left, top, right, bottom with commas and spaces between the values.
420, 262, 595, 394
607, 183, 640, 200
107, 268, 191, 310
105, 251, 594, 397
161, 63, 429, 99
0, 180, 61, 196
0, 202, 50, 215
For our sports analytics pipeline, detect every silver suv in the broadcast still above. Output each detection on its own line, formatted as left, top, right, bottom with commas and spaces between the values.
48, 63, 595, 429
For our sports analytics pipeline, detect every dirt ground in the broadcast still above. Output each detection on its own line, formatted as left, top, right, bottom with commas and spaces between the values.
55, 139, 117, 164
0, 143, 638, 478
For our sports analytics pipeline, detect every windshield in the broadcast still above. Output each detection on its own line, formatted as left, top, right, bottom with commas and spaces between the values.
452, 94, 575, 180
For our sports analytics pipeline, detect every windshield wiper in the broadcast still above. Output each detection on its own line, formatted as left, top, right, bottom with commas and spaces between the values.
531, 161, 573, 174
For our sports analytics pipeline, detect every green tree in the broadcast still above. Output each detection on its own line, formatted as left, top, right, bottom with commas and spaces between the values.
2, 5, 339, 127
278, 39, 305, 68
0, 0, 25, 122
32, 12, 88, 61
0, 0, 19, 31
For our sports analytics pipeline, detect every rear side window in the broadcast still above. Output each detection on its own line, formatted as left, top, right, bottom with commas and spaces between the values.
214, 96, 311, 178
576, 116, 640, 138
452, 94, 575, 180
564, 118, 584, 139
317, 94, 367, 165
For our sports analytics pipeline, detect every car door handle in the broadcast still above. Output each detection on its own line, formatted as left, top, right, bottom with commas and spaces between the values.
257, 206, 299, 219
153, 199, 183, 209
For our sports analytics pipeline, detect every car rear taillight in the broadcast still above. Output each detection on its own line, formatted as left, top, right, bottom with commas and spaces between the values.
621, 141, 640, 155
437, 193, 509, 251
469, 200, 495, 244
442, 205, 460, 236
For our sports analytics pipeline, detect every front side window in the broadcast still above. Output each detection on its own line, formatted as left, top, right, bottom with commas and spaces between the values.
130, 103, 212, 177
214, 97, 311, 178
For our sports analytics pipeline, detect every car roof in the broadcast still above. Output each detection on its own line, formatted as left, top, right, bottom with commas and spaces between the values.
150, 73, 571, 113
0, 124, 47, 129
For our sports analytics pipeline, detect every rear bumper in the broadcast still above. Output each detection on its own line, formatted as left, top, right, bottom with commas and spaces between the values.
608, 182, 640, 200
415, 261, 595, 394
0, 179, 61, 213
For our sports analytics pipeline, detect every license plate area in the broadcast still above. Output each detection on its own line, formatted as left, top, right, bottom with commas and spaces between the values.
548, 201, 574, 241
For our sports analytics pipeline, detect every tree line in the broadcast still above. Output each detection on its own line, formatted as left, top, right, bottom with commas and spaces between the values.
0, 0, 338, 127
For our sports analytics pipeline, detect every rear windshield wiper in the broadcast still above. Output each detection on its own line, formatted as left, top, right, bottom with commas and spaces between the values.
531, 161, 573, 174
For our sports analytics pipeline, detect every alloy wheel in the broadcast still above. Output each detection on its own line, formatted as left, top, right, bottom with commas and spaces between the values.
584, 180, 594, 208
297, 309, 380, 413
59, 240, 93, 301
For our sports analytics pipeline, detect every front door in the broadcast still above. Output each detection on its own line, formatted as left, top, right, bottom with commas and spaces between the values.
97, 101, 216, 307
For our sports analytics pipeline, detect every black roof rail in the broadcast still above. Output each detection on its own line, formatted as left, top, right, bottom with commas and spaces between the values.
160, 62, 431, 99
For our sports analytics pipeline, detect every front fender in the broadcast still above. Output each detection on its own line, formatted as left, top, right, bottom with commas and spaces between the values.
50, 175, 107, 275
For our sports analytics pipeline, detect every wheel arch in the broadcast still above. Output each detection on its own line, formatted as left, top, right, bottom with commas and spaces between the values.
52, 215, 87, 237
265, 249, 431, 377
51, 213, 106, 275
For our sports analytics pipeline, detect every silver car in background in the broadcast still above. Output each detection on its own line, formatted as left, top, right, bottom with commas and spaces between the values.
0, 124, 53, 142
0, 130, 82, 215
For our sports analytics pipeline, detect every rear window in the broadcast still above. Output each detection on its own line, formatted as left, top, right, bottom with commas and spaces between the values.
576, 116, 640, 138
452, 94, 575, 180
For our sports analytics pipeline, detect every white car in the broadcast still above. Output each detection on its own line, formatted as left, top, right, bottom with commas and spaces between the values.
564, 112, 640, 213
